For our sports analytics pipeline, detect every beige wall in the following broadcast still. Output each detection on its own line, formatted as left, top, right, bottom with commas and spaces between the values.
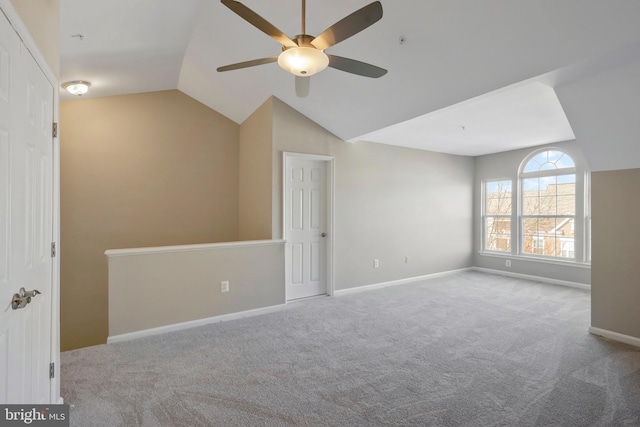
238, 98, 273, 240
107, 241, 285, 337
9, 0, 60, 78
591, 168, 640, 339
60, 90, 239, 350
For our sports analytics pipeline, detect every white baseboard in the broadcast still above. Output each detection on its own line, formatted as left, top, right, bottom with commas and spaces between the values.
334, 268, 473, 296
107, 304, 287, 344
589, 327, 640, 348
472, 267, 590, 291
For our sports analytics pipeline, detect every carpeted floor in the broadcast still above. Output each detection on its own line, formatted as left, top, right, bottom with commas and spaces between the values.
61, 271, 640, 426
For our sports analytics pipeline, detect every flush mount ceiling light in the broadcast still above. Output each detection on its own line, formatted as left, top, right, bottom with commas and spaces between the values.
62, 80, 91, 96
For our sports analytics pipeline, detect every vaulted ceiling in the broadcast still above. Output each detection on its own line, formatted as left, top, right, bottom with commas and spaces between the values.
60, 1, 640, 157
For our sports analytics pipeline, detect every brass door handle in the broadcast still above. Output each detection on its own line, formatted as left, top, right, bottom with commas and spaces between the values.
11, 287, 41, 310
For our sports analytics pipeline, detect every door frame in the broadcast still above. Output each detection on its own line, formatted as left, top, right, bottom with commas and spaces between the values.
0, 0, 61, 404
283, 152, 335, 300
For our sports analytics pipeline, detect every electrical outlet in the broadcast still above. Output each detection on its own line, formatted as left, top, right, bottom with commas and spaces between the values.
405, 256, 409, 264
221, 280, 230, 293
506, 260, 511, 267
374, 259, 379, 268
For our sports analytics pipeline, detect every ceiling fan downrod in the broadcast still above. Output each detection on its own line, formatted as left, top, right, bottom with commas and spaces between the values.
301, 0, 306, 36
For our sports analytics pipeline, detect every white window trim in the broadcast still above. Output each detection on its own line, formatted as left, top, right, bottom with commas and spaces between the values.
479, 147, 590, 265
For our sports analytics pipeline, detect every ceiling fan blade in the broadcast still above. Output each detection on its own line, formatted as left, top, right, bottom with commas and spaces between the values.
295, 76, 310, 97
327, 55, 387, 78
310, 1, 383, 51
217, 56, 278, 72
221, 0, 297, 48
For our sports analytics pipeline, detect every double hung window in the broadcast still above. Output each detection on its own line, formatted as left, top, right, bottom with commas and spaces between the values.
481, 148, 587, 262
521, 150, 576, 259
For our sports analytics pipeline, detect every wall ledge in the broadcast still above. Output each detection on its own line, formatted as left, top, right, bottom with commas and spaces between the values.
108, 303, 288, 344
105, 239, 286, 257
589, 327, 640, 349
473, 267, 590, 290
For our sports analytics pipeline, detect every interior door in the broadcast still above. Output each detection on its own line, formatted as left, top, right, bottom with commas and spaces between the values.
285, 157, 328, 300
0, 11, 54, 404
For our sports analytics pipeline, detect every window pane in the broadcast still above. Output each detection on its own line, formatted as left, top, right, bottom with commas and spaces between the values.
524, 152, 548, 172
555, 154, 576, 169
484, 180, 512, 252
539, 175, 557, 190
538, 196, 557, 215
522, 217, 540, 237
485, 180, 512, 215
522, 178, 539, 193
523, 150, 576, 173
485, 217, 511, 252
522, 194, 539, 215
557, 195, 575, 215
522, 216, 575, 258
523, 218, 541, 255
560, 238, 575, 258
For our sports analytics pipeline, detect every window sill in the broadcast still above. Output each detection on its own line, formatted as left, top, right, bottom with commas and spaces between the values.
477, 251, 591, 269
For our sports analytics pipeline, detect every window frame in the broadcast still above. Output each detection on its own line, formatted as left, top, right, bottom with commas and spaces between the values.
478, 146, 590, 265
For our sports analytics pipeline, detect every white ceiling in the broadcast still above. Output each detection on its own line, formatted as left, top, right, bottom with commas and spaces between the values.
357, 82, 576, 156
60, 1, 640, 156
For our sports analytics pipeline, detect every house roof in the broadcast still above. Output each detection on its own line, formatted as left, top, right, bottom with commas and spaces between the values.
60, 1, 640, 158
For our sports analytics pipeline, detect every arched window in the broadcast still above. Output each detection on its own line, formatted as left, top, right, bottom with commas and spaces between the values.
520, 149, 576, 259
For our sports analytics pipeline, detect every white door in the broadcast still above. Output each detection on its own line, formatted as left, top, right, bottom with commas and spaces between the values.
284, 156, 330, 300
0, 11, 54, 404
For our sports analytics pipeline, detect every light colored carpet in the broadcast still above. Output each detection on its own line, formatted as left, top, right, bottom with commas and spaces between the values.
61, 271, 640, 426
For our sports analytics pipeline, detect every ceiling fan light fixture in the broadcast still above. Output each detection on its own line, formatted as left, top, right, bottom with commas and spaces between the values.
62, 80, 91, 96
278, 47, 329, 77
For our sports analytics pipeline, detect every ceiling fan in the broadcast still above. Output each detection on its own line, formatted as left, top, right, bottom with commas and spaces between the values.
217, 0, 387, 97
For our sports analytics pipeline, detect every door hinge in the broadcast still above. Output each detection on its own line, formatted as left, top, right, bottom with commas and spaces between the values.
49, 362, 55, 379
51, 242, 56, 258
52, 122, 58, 138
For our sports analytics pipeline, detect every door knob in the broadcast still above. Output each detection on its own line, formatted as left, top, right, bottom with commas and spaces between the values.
11, 287, 40, 310
321, 233, 327, 237
22, 288, 41, 298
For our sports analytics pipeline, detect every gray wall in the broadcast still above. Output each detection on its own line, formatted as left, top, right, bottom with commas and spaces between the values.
591, 169, 640, 339
332, 141, 475, 289
474, 140, 591, 285
270, 98, 475, 291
